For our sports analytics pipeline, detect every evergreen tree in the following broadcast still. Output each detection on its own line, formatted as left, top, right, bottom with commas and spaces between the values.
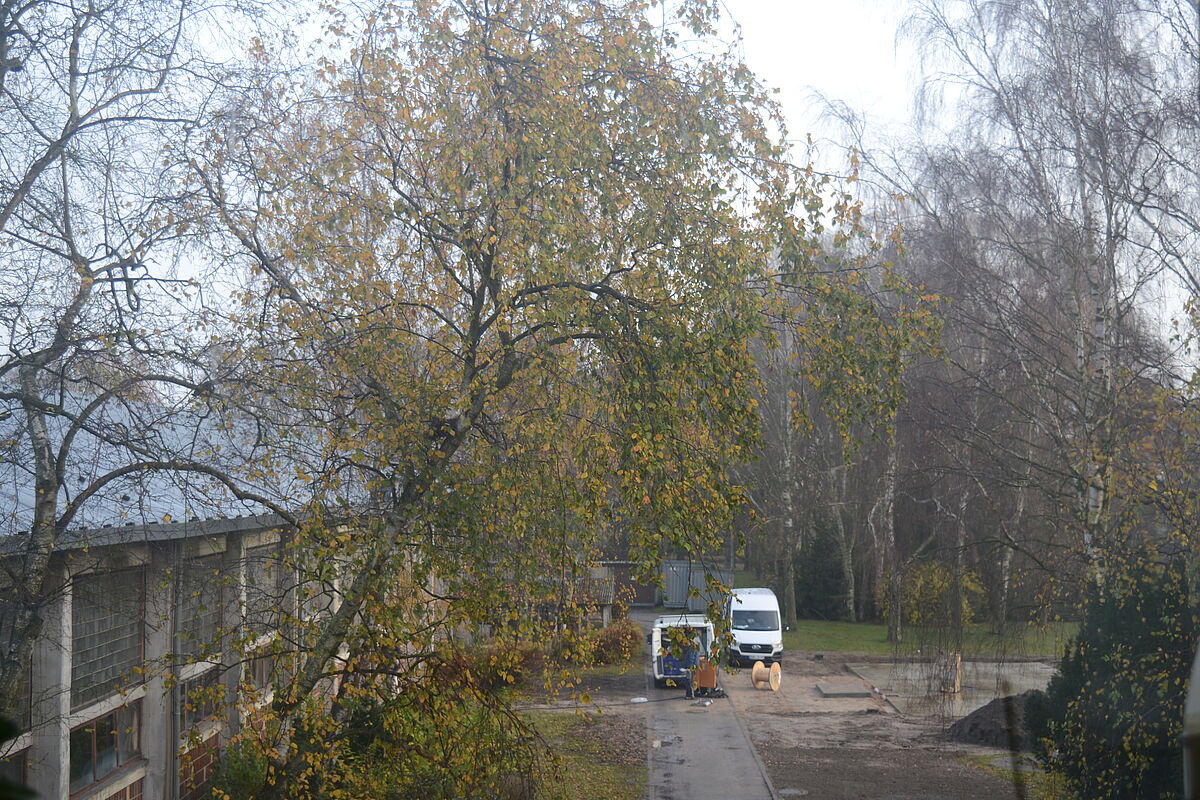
794, 517, 851, 621
1028, 559, 1198, 799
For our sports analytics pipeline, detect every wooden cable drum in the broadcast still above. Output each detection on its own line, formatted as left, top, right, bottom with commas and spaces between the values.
750, 660, 782, 692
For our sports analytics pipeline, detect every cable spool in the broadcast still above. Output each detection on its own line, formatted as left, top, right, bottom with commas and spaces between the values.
751, 660, 782, 692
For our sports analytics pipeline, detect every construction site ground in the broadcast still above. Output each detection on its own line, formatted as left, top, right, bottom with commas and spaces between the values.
723, 653, 1034, 799
561, 612, 1045, 799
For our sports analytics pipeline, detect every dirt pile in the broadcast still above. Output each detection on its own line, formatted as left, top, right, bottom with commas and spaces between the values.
946, 690, 1044, 752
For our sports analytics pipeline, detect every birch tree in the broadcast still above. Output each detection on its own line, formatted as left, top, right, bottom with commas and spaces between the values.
0, 0, 270, 714
891, 0, 1194, 587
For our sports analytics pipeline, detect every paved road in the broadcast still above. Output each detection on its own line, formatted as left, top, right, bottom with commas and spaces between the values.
632, 609, 778, 800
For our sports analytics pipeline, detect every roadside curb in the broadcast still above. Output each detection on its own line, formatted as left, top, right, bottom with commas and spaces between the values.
726, 692, 781, 800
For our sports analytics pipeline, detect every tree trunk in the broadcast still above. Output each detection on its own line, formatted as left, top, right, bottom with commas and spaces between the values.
995, 545, 1014, 635
0, 369, 62, 712
830, 461, 856, 623
881, 426, 900, 643
782, 555, 797, 631
995, 435, 1030, 634
779, 323, 799, 632
952, 490, 967, 651
834, 508, 856, 623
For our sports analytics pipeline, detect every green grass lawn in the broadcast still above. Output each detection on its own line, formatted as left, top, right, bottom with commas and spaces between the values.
733, 569, 1075, 659
733, 569, 764, 589
961, 753, 1066, 800
784, 619, 1077, 659
522, 710, 645, 800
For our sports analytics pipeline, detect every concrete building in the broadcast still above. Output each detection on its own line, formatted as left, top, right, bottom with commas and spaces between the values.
1, 513, 293, 800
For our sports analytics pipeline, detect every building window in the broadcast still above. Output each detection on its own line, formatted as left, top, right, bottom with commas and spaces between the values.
300, 564, 336, 622
72, 569, 146, 710
177, 556, 224, 659
0, 749, 27, 789
244, 545, 281, 636
68, 702, 140, 794
179, 669, 222, 731
248, 649, 276, 695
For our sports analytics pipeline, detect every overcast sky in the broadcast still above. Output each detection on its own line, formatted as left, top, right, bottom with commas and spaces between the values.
718, 1, 1193, 332
722, 1, 920, 155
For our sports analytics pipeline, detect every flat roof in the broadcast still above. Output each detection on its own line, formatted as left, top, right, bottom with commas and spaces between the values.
0, 512, 288, 556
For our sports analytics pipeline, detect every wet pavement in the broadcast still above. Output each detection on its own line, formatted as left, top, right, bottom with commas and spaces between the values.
631, 608, 778, 800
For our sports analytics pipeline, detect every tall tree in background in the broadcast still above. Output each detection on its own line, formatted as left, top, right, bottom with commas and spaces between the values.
808, 0, 1199, 657
0, 0, 275, 714
880, 0, 1197, 598
845, 0, 1200, 792
743, 241, 941, 632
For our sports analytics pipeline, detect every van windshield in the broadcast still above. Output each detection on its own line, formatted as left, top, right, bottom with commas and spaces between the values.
731, 610, 780, 631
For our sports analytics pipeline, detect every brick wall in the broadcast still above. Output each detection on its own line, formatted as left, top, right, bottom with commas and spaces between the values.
178, 734, 220, 800
102, 777, 144, 800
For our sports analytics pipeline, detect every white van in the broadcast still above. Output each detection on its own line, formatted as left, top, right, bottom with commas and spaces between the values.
727, 587, 783, 666
649, 613, 714, 689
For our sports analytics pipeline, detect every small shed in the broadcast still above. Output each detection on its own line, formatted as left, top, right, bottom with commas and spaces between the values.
686, 566, 733, 613
663, 559, 690, 607
580, 565, 617, 625
662, 559, 733, 612
599, 560, 658, 608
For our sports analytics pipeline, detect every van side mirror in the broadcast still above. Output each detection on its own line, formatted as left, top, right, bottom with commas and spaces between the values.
645, 632, 652, 644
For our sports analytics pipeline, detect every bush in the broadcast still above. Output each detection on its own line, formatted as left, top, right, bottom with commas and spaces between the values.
511, 641, 548, 679
549, 629, 596, 665
881, 560, 987, 628
1026, 560, 1197, 799
340, 692, 539, 800
207, 739, 268, 800
452, 641, 550, 692
593, 619, 643, 663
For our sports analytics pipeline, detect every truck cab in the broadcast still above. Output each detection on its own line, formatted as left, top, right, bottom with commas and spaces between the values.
649, 614, 714, 689
727, 587, 783, 667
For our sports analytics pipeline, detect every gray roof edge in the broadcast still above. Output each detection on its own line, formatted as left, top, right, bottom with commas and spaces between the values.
0, 512, 290, 556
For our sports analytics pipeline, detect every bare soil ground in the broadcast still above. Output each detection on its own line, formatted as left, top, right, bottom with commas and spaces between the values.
725, 654, 1031, 799
522, 617, 1035, 799
571, 668, 654, 769
519, 665, 652, 769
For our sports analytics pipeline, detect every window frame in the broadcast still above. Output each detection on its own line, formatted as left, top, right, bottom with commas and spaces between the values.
70, 567, 147, 711
178, 668, 222, 733
67, 701, 142, 796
